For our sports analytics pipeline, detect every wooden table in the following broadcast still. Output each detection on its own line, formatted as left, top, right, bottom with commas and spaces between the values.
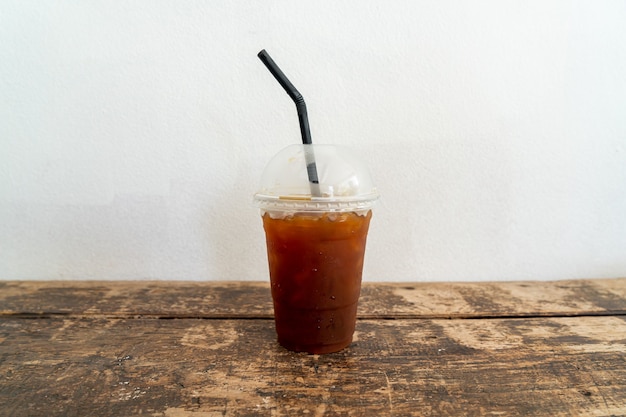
1, 279, 625, 416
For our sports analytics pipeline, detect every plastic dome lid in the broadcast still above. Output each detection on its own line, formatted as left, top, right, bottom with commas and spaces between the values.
253, 144, 379, 212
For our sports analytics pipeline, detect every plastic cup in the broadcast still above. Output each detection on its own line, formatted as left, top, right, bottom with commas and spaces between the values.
254, 144, 378, 354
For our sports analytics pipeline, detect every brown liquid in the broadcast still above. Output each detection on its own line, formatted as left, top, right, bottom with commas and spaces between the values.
262, 211, 372, 354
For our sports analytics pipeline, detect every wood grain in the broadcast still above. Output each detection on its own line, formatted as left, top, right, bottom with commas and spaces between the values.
0, 279, 625, 416
1, 278, 624, 318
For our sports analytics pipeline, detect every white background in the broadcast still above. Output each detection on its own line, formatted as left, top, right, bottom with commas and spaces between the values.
1, 0, 625, 282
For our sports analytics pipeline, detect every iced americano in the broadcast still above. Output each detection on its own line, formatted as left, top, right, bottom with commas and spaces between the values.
255, 144, 378, 354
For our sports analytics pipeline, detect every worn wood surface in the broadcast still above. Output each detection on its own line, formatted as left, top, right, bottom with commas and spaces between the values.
1, 279, 625, 319
1, 279, 625, 416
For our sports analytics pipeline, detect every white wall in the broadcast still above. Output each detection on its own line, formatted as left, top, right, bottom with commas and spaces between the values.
1, 0, 625, 282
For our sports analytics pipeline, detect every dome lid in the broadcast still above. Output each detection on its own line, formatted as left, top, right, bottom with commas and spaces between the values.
253, 144, 378, 212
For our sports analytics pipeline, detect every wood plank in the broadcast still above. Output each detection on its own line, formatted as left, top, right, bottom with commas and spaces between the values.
1, 278, 625, 319
361, 278, 626, 318
0, 281, 273, 318
1, 315, 624, 416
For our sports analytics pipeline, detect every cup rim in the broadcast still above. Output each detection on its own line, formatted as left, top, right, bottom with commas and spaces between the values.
253, 192, 379, 212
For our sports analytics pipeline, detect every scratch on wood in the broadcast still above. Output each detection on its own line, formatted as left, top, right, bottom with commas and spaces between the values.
383, 370, 394, 416
589, 371, 612, 413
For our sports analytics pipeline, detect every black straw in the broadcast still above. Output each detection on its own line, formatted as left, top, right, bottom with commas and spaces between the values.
258, 49, 320, 196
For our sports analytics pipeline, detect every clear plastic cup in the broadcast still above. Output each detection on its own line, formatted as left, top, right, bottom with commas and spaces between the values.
254, 144, 378, 354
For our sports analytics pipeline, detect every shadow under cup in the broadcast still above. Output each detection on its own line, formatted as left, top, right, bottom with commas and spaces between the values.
262, 210, 372, 354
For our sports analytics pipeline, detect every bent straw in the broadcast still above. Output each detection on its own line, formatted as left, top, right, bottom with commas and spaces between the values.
258, 49, 321, 197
